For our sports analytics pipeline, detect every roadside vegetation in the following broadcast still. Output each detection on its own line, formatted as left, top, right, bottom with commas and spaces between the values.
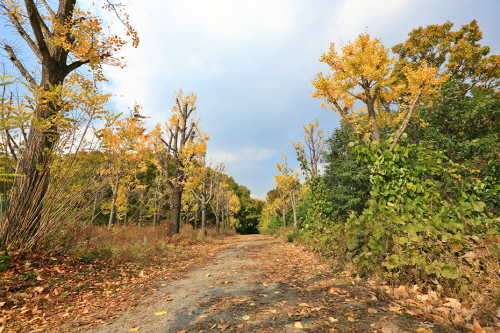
261, 20, 500, 330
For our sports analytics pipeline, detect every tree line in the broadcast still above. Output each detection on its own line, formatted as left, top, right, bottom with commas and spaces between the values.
0, 0, 262, 255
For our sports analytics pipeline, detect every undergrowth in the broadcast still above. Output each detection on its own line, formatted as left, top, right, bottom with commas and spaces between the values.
71, 224, 236, 265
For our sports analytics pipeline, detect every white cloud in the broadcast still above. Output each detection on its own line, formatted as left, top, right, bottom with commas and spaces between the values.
207, 151, 238, 164
331, 0, 411, 41
167, 0, 296, 42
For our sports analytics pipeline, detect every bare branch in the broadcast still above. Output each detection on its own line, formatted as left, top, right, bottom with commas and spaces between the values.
4, 8, 42, 59
24, 0, 50, 57
39, 0, 56, 18
3, 45, 37, 88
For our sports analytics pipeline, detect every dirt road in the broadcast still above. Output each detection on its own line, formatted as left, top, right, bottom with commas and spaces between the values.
71, 235, 463, 333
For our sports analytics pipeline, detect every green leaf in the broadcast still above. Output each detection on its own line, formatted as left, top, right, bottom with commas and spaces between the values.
441, 264, 461, 279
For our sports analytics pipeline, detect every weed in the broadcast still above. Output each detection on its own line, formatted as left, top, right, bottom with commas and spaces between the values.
0, 251, 10, 272
20, 272, 38, 281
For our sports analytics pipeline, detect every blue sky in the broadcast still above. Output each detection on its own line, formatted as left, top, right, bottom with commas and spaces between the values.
4, 0, 500, 200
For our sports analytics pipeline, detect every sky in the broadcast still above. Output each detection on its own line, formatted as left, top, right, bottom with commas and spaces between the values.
3, 0, 500, 200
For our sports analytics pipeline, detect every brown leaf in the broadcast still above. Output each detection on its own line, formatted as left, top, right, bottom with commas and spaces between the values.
367, 308, 378, 314
473, 318, 486, 333
129, 327, 141, 331
294, 321, 303, 328
388, 306, 402, 313
217, 324, 229, 331
33, 286, 44, 293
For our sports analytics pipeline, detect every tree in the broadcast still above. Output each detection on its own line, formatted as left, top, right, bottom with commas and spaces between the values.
395, 21, 500, 212
274, 154, 301, 228
311, 33, 443, 151
159, 90, 208, 236
208, 167, 228, 234
0, 0, 137, 251
98, 111, 151, 228
185, 157, 224, 236
291, 119, 327, 180
322, 121, 371, 220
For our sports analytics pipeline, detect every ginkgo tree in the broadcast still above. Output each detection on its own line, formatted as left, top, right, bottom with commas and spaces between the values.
0, 0, 138, 251
311, 33, 445, 151
97, 110, 151, 228
159, 90, 208, 236
274, 154, 301, 228
185, 157, 225, 237
291, 119, 327, 180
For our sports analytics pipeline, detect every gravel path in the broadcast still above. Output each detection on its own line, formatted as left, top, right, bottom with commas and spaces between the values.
73, 234, 464, 333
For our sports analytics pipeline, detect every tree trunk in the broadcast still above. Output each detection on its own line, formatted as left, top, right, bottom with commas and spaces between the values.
169, 186, 183, 236
108, 178, 119, 228
291, 191, 298, 229
200, 199, 207, 238
4, 85, 63, 247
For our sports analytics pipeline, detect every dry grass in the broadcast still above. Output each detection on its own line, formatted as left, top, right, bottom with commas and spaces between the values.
73, 224, 237, 264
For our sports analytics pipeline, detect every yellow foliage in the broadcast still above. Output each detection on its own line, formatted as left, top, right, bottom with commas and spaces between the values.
312, 33, 445, 146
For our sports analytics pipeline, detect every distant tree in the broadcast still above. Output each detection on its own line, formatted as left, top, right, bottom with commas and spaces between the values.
291, 119, 327, 180
274, 154, 301, 228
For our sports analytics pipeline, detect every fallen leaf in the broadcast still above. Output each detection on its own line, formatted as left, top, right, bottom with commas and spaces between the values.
242, 315, 250, 320
444, 298, 461, 308
367, 308, 378, 314
218, 324, 229, 331
294, 321, 303, 328
329, 317, 339, 322
176, 330, 188, 333
33, 286, 44, 293
262, 281, 268, 286
154, 311, 168, 316
129, 327, 141, 331
347, 316, 356, 322
388, 306, 402, 313
206, 273, 211, 277
298, 303, 312, 307
473, 318, 486, 333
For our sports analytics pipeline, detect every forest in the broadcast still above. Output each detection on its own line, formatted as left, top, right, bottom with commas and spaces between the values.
0, 0, 499, 331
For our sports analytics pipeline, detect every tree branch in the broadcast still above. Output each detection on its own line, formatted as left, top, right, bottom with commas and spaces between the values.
3, 45, 37, 88
39, 0, 56, 18
24, 0, 50, 58
64, 60, 90, 77
4, 8, 42, 59
389, 84, 425, 151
